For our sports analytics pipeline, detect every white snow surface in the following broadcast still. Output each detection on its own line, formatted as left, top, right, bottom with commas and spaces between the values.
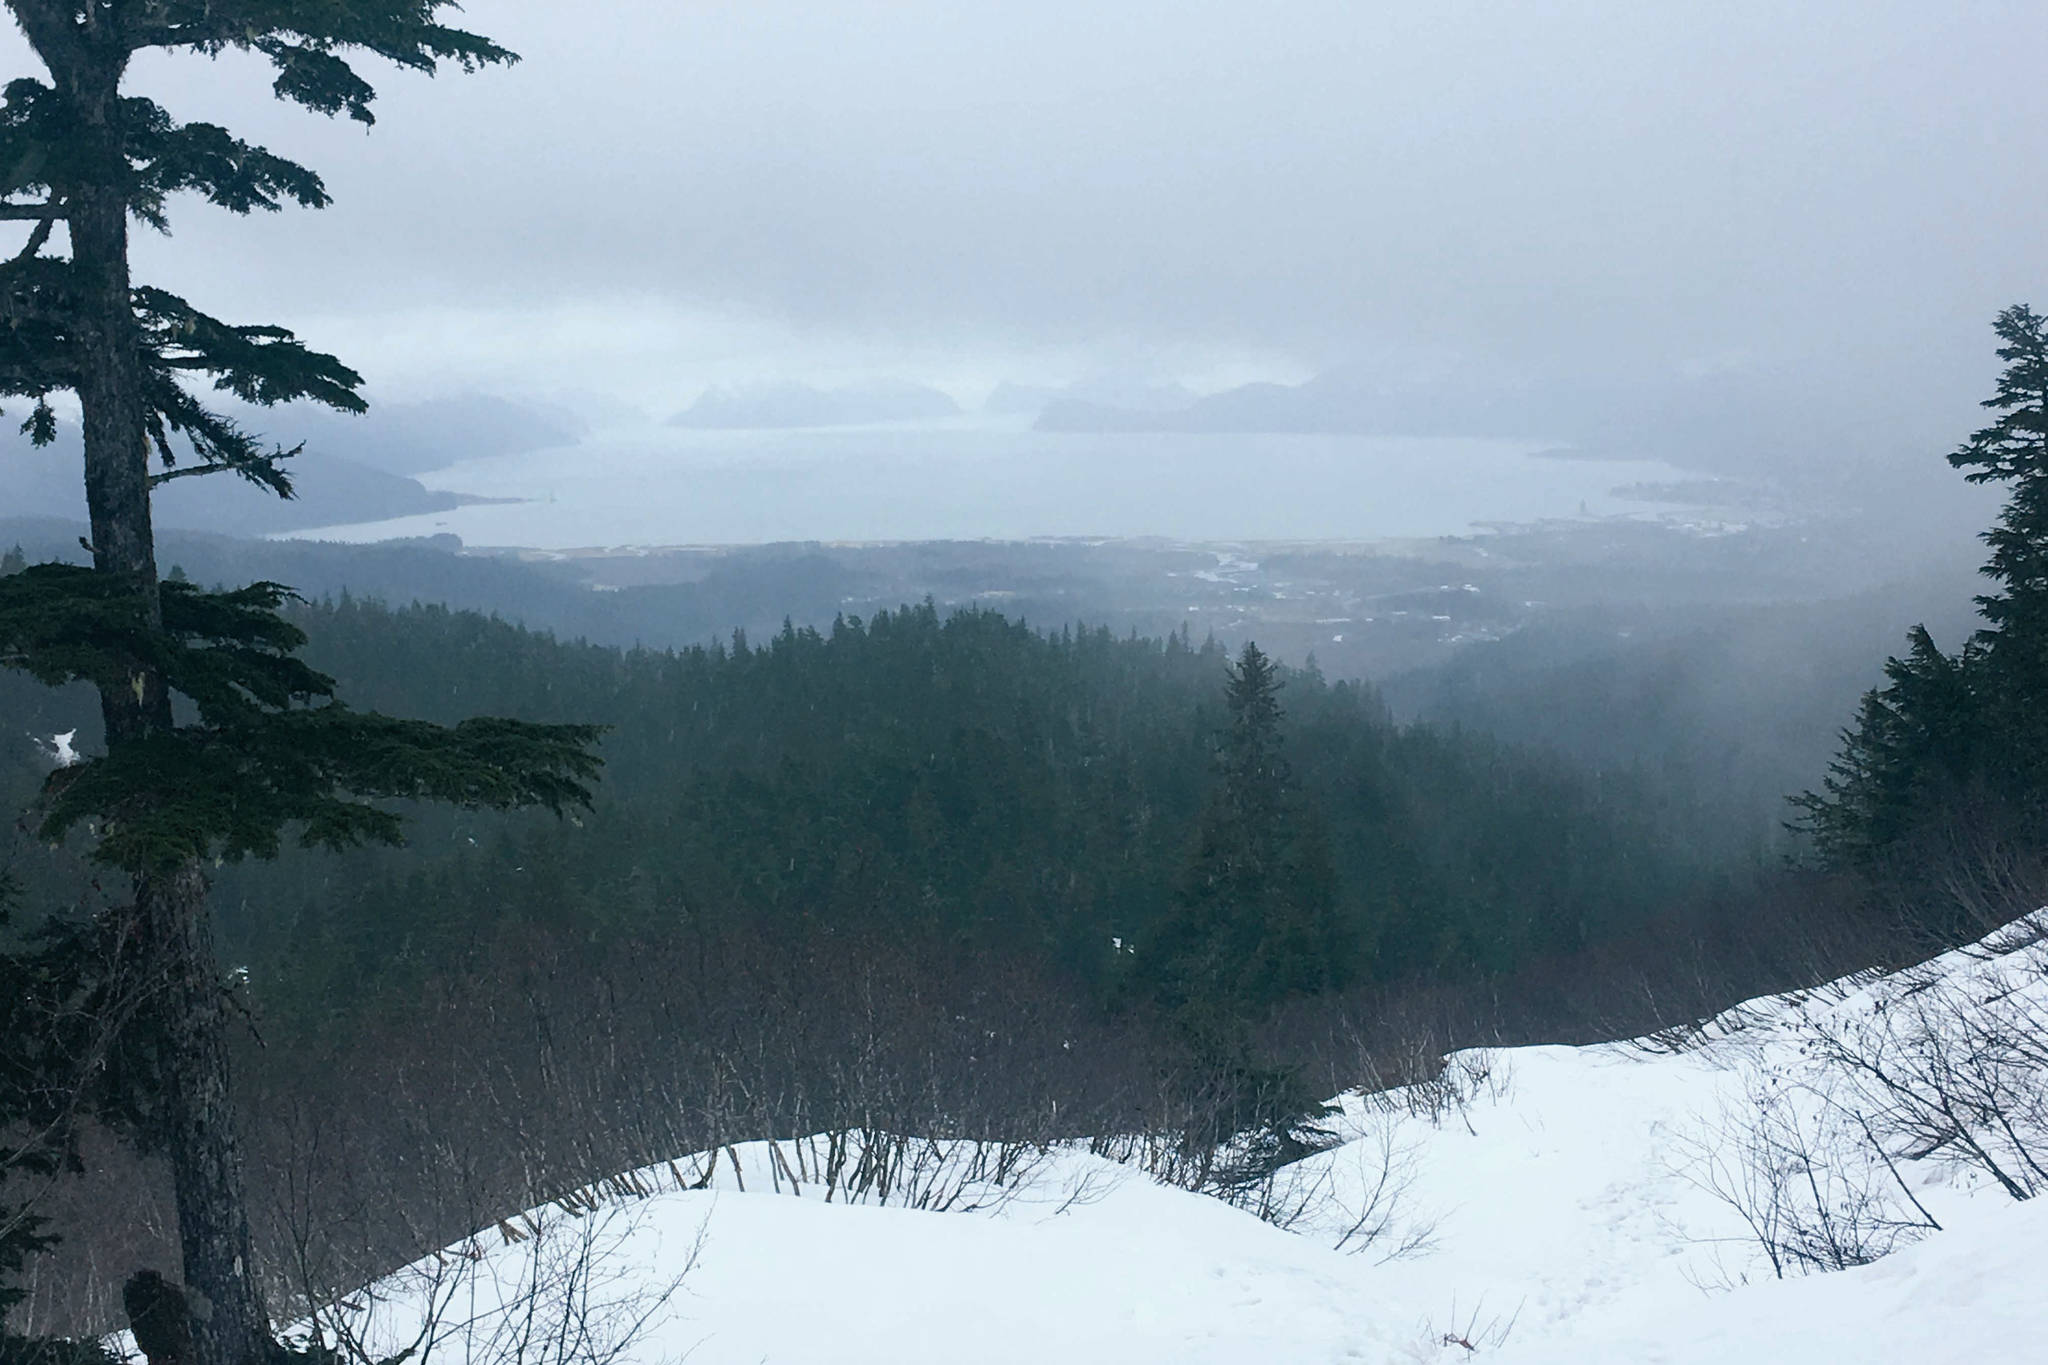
29, 729, 79, 766
338, 914, 2048, 1364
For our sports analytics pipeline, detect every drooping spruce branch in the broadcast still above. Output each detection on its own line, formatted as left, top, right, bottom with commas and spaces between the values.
0, 262, 366, 496
0, 565, 605, 875
0, 2, 515, 493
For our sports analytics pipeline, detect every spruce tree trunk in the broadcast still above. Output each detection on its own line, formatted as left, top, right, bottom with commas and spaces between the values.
140, 864, 272, 1365
59, 48, 274, 1365
70, 187, 160, 624
58, 40, 159, 618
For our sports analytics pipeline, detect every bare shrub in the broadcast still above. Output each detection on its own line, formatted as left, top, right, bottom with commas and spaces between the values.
1089, 1086, 1438, 1261
290, 1203, 693, 1365
16, 853, 1961, 1339
1423, 1294, 1521, 1355
15, 908, 1167, 1339
675, 1130, 1062, 1213
1800, 929, 2048, 1202
1328, 1121, 1438, 1262
1373, 1050, 1511, 1135
1672, 1074, 1940, 1281
1859, 788, 2048, 951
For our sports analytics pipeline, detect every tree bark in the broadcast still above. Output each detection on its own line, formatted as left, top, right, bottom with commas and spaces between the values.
58, 23, 164, 650
44, 37, 275, 1365
140, 863, 272, 1365
69, 180, 159, 614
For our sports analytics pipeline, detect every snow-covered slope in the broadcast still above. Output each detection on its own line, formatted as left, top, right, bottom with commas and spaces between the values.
333, 914, 2048, 1364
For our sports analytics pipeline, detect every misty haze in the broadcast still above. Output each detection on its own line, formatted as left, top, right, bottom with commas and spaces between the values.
4, 3, 2047, 1364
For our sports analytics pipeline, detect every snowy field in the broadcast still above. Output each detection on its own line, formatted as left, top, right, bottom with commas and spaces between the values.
323, 915, 2048, 1364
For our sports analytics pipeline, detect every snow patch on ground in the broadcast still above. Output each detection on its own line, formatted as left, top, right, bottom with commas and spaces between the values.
28, 728, 79, 766
344, 914, 2048, 1364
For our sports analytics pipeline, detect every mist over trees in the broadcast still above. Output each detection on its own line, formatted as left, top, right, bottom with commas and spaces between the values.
1799, 306, 2048, 932
5, 589, 1870, 1340
105, 598, 1704, 1011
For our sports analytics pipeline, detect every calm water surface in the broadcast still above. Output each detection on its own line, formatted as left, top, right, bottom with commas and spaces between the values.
305, 422, 1689, 548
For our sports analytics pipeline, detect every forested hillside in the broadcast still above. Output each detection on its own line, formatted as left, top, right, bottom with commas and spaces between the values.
5, 596, 1706, 1032
4, 589, 1783, 1336
1380, 583, 1986, 862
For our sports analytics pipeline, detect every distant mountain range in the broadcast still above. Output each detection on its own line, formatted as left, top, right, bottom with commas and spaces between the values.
5, 421, 506, 537
1023, 366, 1950, 477
670, 381, 961, 429
983, 377, 1198, 417
278, 394, 586, 476
1030, 371, 1579, 439
1, 395, 583, 535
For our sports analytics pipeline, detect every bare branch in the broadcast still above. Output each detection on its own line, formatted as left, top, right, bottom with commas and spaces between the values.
147, 460, 285, 489
11, 217, 55, 263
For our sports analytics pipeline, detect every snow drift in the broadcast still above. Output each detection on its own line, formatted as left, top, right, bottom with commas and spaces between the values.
318, 912, 2048, 1364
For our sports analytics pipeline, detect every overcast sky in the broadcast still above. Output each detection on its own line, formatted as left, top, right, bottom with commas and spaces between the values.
4, 0, 2045, 433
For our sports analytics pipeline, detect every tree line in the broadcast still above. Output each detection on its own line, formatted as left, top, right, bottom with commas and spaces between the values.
1797, 304, 2048, 936
169, 596, 1701, 1032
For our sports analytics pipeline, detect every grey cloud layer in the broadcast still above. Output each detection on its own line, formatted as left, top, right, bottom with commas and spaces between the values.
5, 0, 2044, 419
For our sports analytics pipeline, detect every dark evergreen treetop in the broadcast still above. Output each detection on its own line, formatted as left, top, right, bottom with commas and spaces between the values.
1215, 641, 1288, 841
0, 1, 512, 493
1799, 305, 2048, 879
1951, 305, 2048, 647
1950, 305, 2048, 487
1793, 624, 1980, 867
1137, 642, 1352, 1026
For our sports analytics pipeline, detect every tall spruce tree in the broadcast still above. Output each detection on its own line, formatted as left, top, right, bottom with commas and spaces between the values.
1140, 643, 1349, 1165
1149, 642, 1348, 1023
1951, 305, 2048, 763
0, 9, 600, 1365
1799, 305, 2048, 871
